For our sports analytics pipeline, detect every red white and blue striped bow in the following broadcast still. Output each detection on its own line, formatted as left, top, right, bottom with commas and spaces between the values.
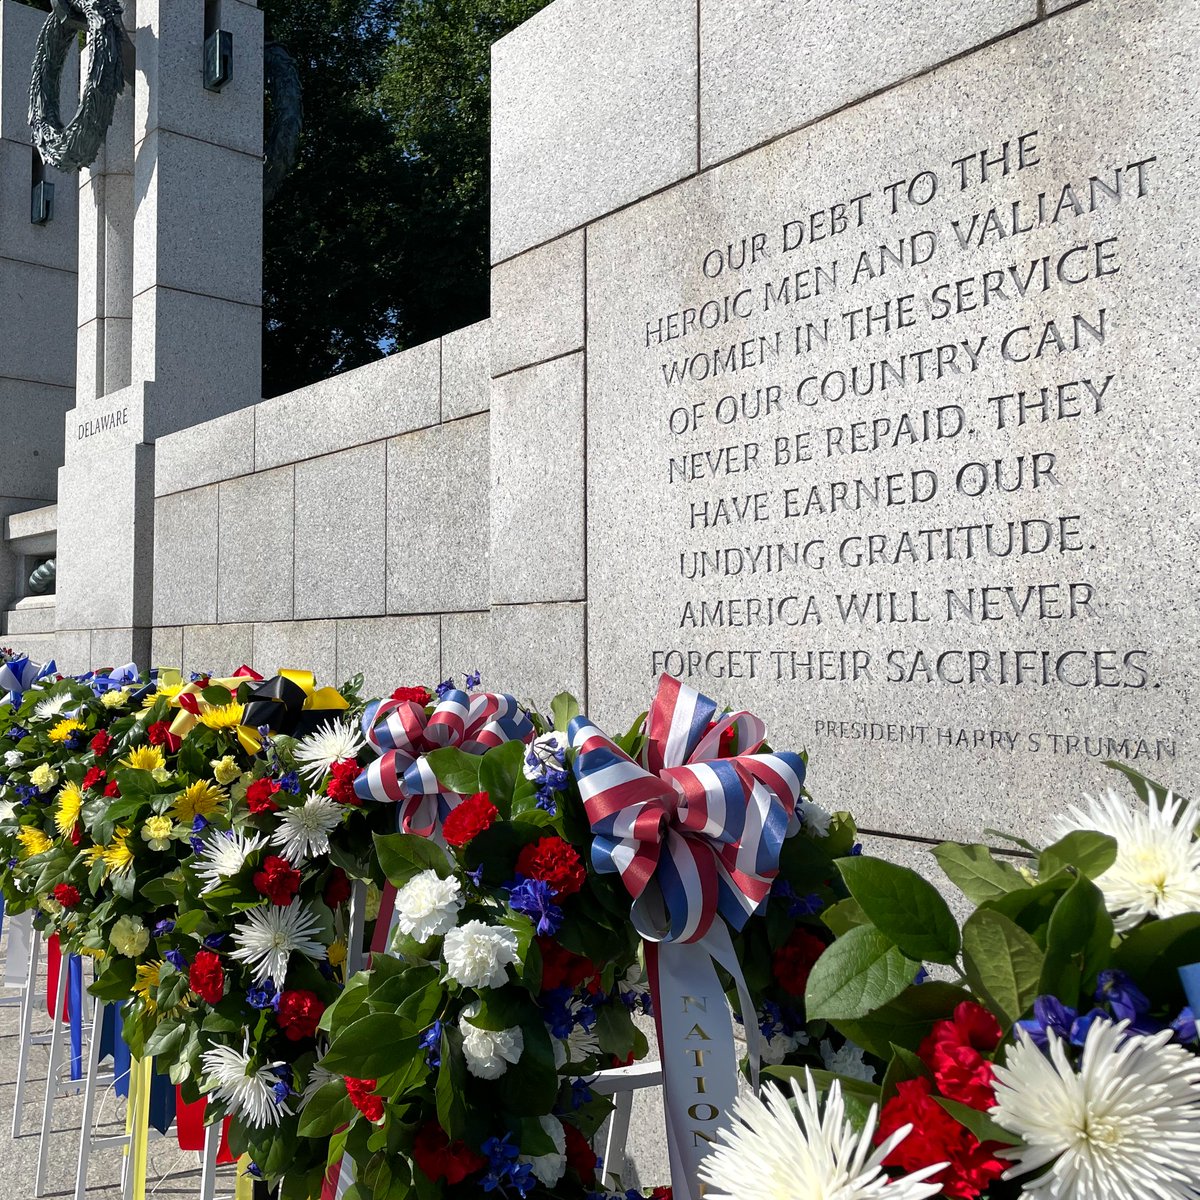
0, 655, 58, 708
570, 674, 804, 944
354, 688, 533, 836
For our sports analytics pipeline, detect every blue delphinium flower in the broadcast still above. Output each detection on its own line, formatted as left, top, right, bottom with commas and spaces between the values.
1095, 969, 1158, 1032
269, 1065, 293, 1105
419, 1021, 442, 1069
164, 949, 188, 972
540, 988, 575, 1039
465, 670, 482, 690
190, 814, 210, 854
1171, 1006, 1196, 1043
507, 877, 563, 937
771, 878, 824, 917
65, 730, 87, 751
203, 932, 227, 951
247, 978, 278, 1011
435, 677, 455, 700
8, 725, 28, 741
480, 1134, 535, 1197
570, 1077, 593, 1110
467, 864, 486, 889
16, 784, 37, 805
246, 1162, 265, 1180
152, 919, 176, 938
277, 771, 300, 795
1016, 995, 1078, 1048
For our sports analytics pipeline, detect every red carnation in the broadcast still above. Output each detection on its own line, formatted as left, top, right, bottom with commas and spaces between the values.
772, 927, 827, 996
103, 780, 121, 798
650, 1190, 673, 1200
276, 989, 325, 1041
253, 855, 301, 905
877, 1077, 1006, 1199
82, 767, 106, 791
324, 867, 352, 909
90, 730, 112, 756
188, 950, 225, 1004
245, 777, 281, 814
516, 835, 586, 898
344, 1077, 385, 1123
441, 792, 497, 848
390, 686, 432, 705
918, 1001, 1003, 1111
411, 1120, 486, 1184
537, 937, 601, 992
563, 1121, 597, 1181
147, 721, 171, 746
53, 884, 81, 908
326, 759, 361, 806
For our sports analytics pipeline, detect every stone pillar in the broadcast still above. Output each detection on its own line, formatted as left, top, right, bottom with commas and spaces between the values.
0, 0, 78, 616
56, 0, 263, 672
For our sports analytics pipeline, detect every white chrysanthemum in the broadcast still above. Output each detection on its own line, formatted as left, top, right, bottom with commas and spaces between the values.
201, 1045, 290, 1128
991, 1019, 1200, 1200
519, 1115, 566, 1187
231, 898, 326, 986
522, 731, 568, 781
442, 920, 519, 989
1054, 788, 1200, 931
32, 691, 72, 721
299, 1063, 338, 1110
821, 1038, 875, 1083
3, 750, 22, 768
0, 800, 16, 823
292, 720, 365, 785
194, 827, 267, 894
394, 869, 462, 943
799, 799, 832, 838
270, 797, 343, 865
699, 1069, 945, 1200
459, 1001, 524, 1080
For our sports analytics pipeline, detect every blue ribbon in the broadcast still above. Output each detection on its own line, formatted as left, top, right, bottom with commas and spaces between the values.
148, 1066, 177, 1134
67, 955, 83, 1081
0, 656, 57, 708
0, 893, 6, 945
1179, 963, 1200, 1013
98, 1002, 132, 1097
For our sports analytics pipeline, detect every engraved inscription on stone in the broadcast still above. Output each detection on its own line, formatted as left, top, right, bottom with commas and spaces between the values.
585, 0, 1198, 832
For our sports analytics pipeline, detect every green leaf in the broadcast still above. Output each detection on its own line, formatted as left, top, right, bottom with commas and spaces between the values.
1114, 912, 1200, 1002
373, 832, 450, 888
550, 693, 580, 732
983, 871, 1074, 942
935, 1096, 1019, 1146
961, 909, 1044, 1027
1040, 876, 1114, 1007
298, 1081, 354, 1138
933, 843, 1031, 904
435, 1029, 468, 1138
424, 747, 481, 796
202, 685, 233, 707
822, 897, 869, 937
829, 982, 973, 1060
880, 1044, 929, 1103
764, 1067, 878, 1129
805, 925, 918, 1021
144, 1018, 189, 1063
1039, 831, 1118, 881
836, 856, 961, 964
323, 1014, 417, 1076
479, 741, 526, 820
1104, 760, 1172, 804
983, 829, 1039, 854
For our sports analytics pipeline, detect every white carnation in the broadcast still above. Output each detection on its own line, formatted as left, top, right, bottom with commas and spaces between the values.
821, 1038, 875, 1083
520, 1115, 566, 1187
799, 799, 832, 838
459, 1001, 524, 1080
4, 750, 22, 768
394, 870, 463, 943
442, 920, 519, 989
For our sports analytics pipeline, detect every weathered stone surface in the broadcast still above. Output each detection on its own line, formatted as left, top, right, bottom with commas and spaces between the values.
490, 354, 585, 604
0, 380, 70, 499
254, 340, 440, 471
489, 602, 586, 709
150, 624, 183, 669
0, 258, 78, 388
6, 630, 56, 662
254, 619, 338, 684
585, 0, 1197, 839
386, 416, 490, 614
0, 0, 49, 142
699, 0, 1036, 166
4, 597, 55, 636
53, 628, 91, 674
335, 615, 441, 698
152, 486, 219, 627
492, 233, 584, 376
294, 443, 386, 619
491, 0, 697, 262
91, 626, 151, 671
0, 140, 78, 274
441, 319, 492, 420
155, 407, 256, 497
183, 622, 254, 675
440, 611, 492, 687
216, 466, 294, 624
4, 503, 56, 554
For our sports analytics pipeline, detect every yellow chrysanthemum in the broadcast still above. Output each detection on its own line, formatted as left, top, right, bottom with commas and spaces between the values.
55, 782, 84, 838
327, 940, 347, 968
16, 826, 52, 857
122, 745, 166, 772
78, 946, 107, 960
133, 960, 162, 1011
145, 683, 183, 709
102, 828, 135, 875
170, 780, 226, 824
83, 844, 104, 866
198, 702, 245, 731
48, 718, 86, 744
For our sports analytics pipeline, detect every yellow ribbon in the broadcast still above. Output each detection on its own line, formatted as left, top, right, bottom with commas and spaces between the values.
235, 1155, 255, 1200
278, 668, 351, 714
124, 1056, 153, 1200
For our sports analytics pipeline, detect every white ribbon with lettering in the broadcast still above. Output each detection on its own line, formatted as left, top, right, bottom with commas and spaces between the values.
645, 923, 761, 1200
